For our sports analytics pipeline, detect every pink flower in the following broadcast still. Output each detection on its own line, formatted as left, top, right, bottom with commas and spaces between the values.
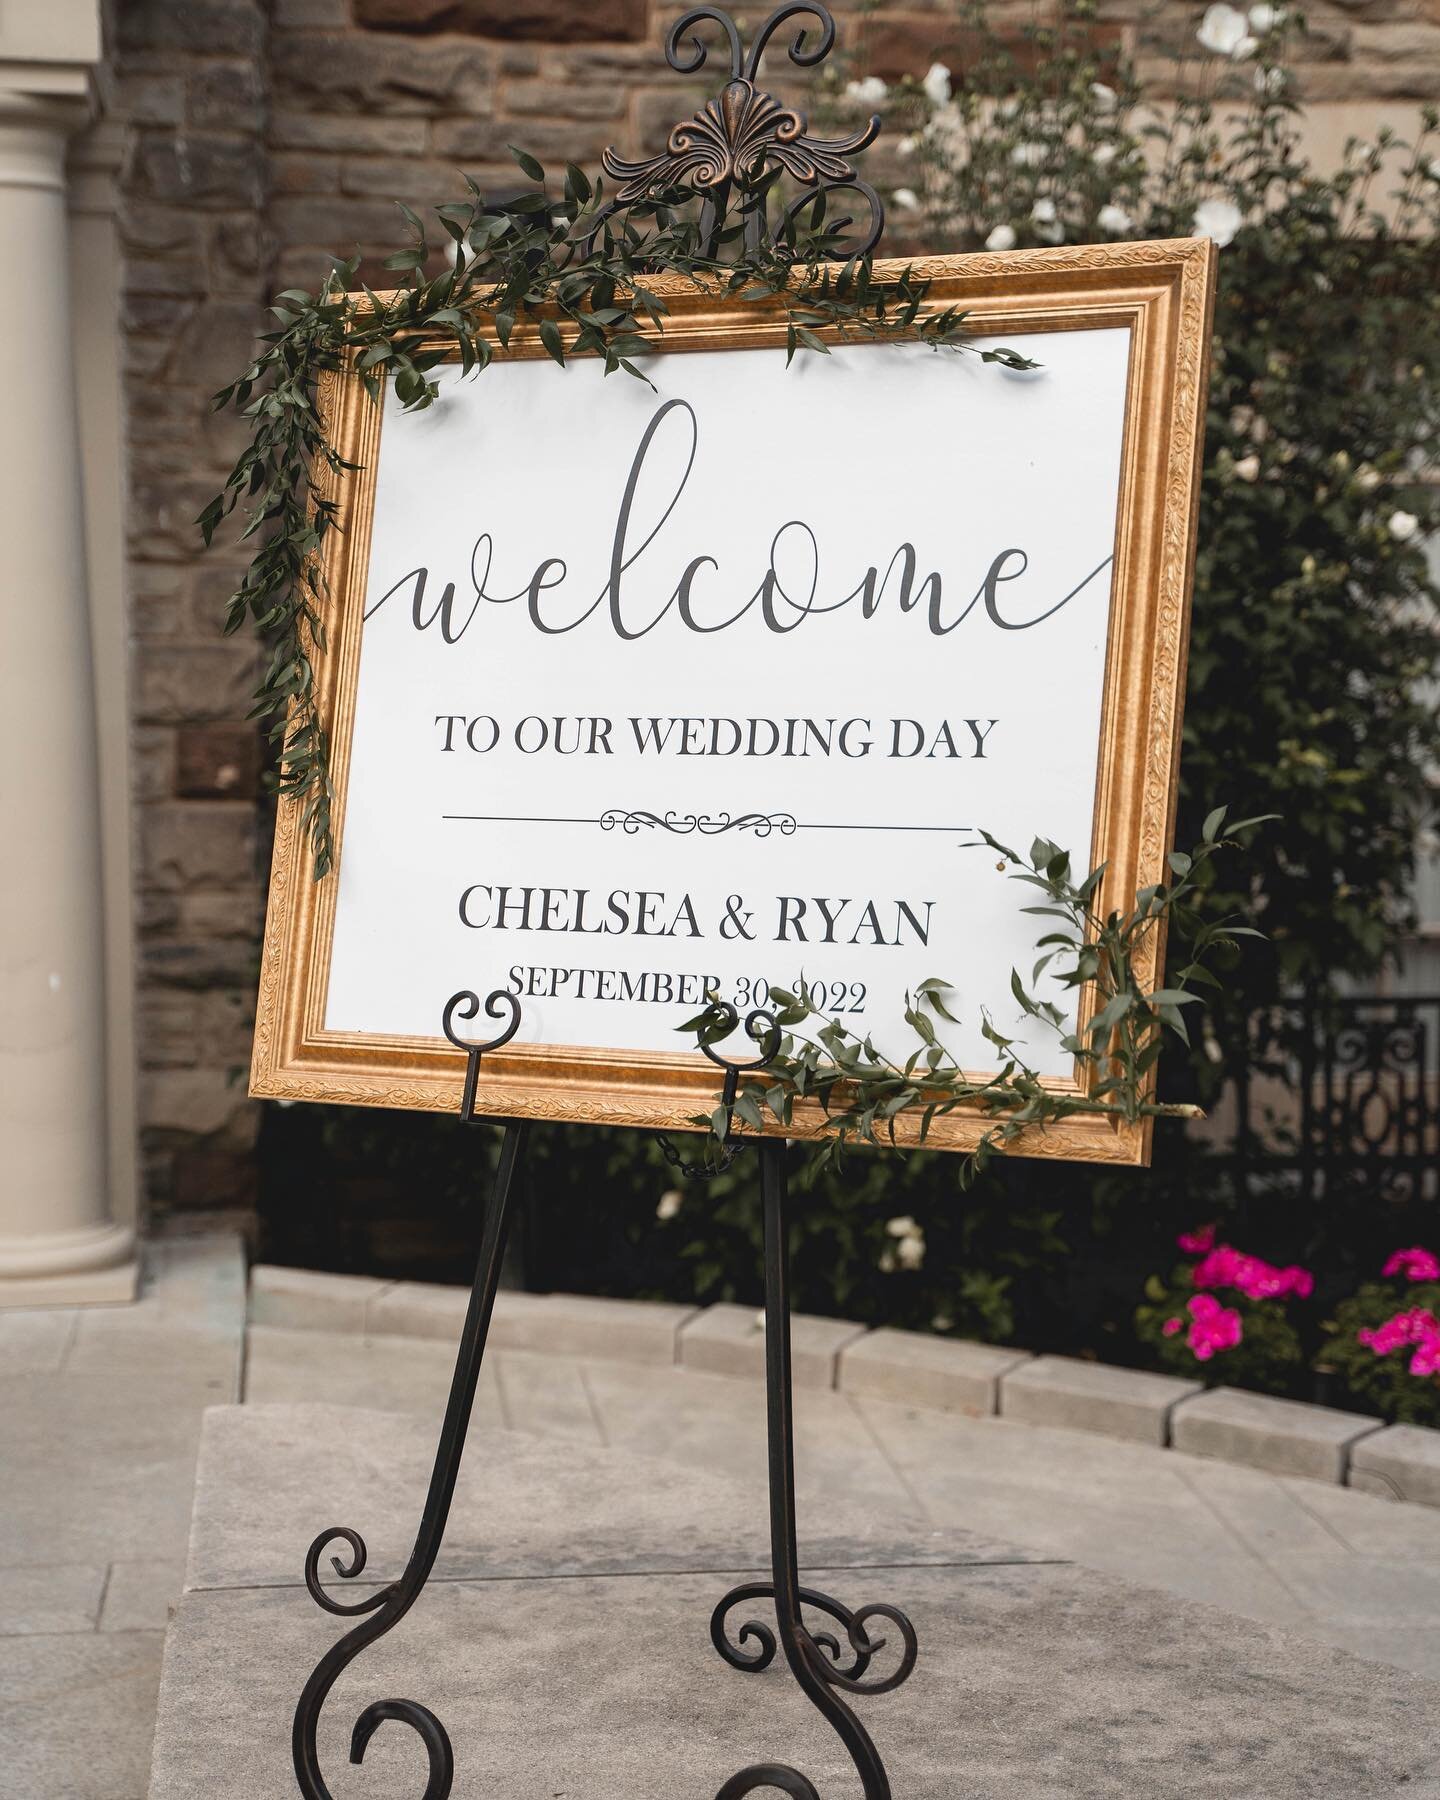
1185, 1292, 1243, 1361
1359, 1306, 1440, 1361
1411, 1339, 1440, 1378
1192, 1244, 1313, 1302
1383, 1247, 1440, 1283
1179, 1223, 1217, 1254
1162, 1317, 1183, 1337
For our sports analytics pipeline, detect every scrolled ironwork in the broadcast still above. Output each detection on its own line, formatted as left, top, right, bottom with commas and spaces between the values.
303, 1525, 389, 1618
291, 1027, 531, 1800
441, 986, 522, 1055
599, 2, 884, 260
711, 1580, 917, 1688
780, 176, 885, 260
442, 986, 522, 1122
716, 1767, 822, 1800
659, 1001, 782, 1177
697, 1001, 784, 1074
712, 1140, 916, 1800
804, 1601, 919, 1696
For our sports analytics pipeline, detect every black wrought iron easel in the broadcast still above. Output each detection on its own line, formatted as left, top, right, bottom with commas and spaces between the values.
291, 8, 918, 1792
294, 992, 918, 1799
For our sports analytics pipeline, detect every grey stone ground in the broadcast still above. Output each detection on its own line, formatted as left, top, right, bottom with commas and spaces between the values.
149, 1405, 1440, 1800
7, 1233, 1440, 1798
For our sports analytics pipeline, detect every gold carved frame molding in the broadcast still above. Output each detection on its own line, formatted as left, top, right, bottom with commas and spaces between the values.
251, 239, 1217, 1165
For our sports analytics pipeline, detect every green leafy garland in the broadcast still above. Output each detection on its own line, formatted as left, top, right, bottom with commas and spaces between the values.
198, 151, 1034, 877
679, 807, 1273, 1183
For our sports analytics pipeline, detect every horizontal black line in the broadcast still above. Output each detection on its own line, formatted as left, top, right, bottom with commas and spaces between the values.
196, 1556, 1070, 1597
441, 815, 970, 833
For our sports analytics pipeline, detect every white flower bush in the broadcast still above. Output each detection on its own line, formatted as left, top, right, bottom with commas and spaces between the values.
881, 1215, 927, 1274
1193, 195, 1244, 246
844, 75, 888, 105
1197, 4, 1257, 59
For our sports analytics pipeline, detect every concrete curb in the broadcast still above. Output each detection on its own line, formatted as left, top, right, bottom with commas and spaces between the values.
247, 1263, 1436, 1507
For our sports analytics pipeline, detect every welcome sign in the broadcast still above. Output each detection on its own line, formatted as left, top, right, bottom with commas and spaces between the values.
252, 243, 1215, 1163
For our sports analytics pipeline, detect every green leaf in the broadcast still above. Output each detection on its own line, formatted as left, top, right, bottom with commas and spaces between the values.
509, 145, 546, 183
538, 318, 566, 366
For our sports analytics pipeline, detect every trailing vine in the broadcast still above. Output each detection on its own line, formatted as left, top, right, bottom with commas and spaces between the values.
678, 806, 1273, 1183
198, 152, 1034, 878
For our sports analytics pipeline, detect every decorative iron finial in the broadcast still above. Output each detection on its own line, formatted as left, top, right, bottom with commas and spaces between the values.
599, 3, 885, 258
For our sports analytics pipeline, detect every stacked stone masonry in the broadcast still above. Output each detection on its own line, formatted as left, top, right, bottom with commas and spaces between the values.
110, 0, 1440, 1219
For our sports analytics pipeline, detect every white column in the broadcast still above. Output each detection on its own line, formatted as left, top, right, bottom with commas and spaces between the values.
0, 81, 136, 1305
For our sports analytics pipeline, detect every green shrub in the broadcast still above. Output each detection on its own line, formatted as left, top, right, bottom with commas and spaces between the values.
1324, 1279, 1440, 1426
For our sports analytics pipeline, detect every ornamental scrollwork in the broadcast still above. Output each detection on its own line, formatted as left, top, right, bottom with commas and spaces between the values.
599, 4, 884, 256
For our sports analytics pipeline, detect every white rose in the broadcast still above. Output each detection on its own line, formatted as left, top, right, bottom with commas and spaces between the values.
1355, 466, 1381, 492
985, 223, 1018, 251
897, 134, 918, 157
1197, 3, 1250, 56
1249, 3, 1285, 31
1011, 141, 1046, 167
1093, 141, 1118, 166
844, 75, 888, 104
885, 1215, 920, 1237
1255, 65, 1286, 96
891, 187, 920, 211
1192, 195, 1244, 245
1097, 202, 1133, 233
923, 61, 952, 105
1233, 453, 1261, 482
1389, 510, 1420, 541
656, 1188, 683, 1221
1031, 196, 1057, 224
896, 1231, 927, 1271
1091, 81, 1118, 110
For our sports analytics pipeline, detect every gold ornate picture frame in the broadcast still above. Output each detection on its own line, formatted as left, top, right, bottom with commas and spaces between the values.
251, 239, 1217, 1166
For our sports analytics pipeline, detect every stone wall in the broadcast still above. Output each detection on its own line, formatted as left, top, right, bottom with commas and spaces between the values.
106, 0, 1440, 1229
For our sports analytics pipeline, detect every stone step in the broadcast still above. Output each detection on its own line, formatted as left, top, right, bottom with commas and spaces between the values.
147, 1403, 1440, 1797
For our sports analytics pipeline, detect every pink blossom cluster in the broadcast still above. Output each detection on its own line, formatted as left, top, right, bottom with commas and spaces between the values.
1163, 1293, 1243, 1361
1383, 1247, 1440, 1283
1188, 1243, 1314, 1302
1358, 1306, 1440, 1377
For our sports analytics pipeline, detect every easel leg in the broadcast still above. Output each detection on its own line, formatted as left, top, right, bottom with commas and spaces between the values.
290, 1118, 529, 1800
712, 1139, 918, 1800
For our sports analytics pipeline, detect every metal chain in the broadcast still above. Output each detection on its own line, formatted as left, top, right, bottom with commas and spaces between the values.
657, 1128, 750, 1181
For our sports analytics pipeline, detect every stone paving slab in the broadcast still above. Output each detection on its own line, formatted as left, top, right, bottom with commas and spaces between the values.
1352, 1423, 1440, 1508
1000, 1353, 1200, 1446
150, 1404, 1440, 1800
186, 1404, 1035, 1595
1, 1628, 164, 1800
838, 1325, 1030, 1415
679, 1300, 866, 1389
250, 1264, 390, 1334
1173, 1385, 1384, 1482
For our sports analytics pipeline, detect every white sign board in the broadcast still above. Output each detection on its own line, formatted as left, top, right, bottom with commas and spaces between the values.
330, 332, 1125, 1077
